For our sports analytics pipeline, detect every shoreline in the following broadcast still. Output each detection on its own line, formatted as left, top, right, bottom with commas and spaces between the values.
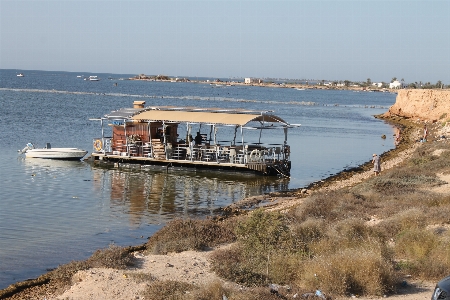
0, 115, 429, 299
214, 114, 421, 217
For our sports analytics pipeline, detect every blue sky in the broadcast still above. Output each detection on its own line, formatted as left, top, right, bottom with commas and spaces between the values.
1, 0, 449, 83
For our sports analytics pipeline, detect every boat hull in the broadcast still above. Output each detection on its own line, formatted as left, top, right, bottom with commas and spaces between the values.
89, 153, 290, 176
25, 148, 88, 160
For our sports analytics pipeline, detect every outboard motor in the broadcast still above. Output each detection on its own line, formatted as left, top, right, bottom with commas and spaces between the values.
19, 143, 35, 154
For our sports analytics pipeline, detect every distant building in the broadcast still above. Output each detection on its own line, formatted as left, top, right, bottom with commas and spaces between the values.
244, 78, 263, 84
389, 80, 406, 89
372, 82, 383, 88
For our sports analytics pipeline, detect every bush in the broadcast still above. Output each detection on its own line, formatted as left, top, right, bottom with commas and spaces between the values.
290, 218, 326, 256
376, 208, 428, 240
235, 209, 291, 281
300, 246, 397, 296
87, 244, 135, 269
146, 218, 236, 254
394, 229, 439, 261
414, 241, 450, 279
293, 190, 379, 223
294, 192, 339, 222
48, 260, 90, 284
308, 219, 388, 259
210, 245, 267, 286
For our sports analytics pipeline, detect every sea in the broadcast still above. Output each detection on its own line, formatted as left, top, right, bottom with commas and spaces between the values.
0, 69, 397, 289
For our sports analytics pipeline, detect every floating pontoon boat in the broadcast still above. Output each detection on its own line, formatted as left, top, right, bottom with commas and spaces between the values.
89, 101, 300, 176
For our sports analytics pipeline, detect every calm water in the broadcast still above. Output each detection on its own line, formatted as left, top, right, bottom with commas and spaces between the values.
0, 69, 396, 289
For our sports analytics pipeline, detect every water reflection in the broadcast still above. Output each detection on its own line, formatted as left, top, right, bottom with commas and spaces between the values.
92, 164, 290, 225
21, 157, 86, 170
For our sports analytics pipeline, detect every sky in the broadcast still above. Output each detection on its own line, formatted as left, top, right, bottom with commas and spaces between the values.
1, 0, 449, 83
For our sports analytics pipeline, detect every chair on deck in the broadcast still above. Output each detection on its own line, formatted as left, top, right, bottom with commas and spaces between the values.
201, 145, 212, 162
228, 148, 236, 163
218, 147, 229, 162
235, 145, 248, 164
274, 147, 281, 161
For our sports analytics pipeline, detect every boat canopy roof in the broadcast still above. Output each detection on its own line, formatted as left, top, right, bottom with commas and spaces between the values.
103, 106, 297, 127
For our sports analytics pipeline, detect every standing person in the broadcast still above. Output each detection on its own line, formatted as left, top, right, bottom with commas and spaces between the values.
372, 154, 381, 176
395, 128, 401, 145
423, 125, 428, 142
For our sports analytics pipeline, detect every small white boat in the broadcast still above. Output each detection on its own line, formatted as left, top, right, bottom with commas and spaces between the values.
17, 73, 24, 77
84, 76, 100, 81
19, 143, 88, 160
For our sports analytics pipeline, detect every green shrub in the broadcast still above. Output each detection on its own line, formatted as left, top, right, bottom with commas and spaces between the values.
235, 209, 290, 281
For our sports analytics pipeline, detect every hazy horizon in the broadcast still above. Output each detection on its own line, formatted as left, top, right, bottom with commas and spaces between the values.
1, 0, 449, 84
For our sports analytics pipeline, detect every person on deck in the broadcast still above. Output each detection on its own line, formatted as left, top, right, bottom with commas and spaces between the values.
194, 132, 203, 145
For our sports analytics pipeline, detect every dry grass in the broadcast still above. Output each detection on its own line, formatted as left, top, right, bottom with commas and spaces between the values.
141, 280, 196, 300
146, 218, 236, 254
300, 246, 397, 296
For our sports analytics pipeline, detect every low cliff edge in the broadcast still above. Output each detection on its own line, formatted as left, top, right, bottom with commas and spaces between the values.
384, 89, 450, 122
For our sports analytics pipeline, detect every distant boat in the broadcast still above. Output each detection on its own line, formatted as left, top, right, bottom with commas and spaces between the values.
77, 75, 83, 78
85, 76, 100, 81
17, 73, 24, 77
296, 88, 305, 91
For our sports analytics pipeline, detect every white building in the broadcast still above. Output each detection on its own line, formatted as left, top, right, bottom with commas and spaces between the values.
389, 80, 406, 89
372, 82, 383, 88
244, 78, 263, 84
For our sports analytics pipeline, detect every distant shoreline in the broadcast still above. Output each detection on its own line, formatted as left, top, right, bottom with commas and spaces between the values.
129, 77, 402, 93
